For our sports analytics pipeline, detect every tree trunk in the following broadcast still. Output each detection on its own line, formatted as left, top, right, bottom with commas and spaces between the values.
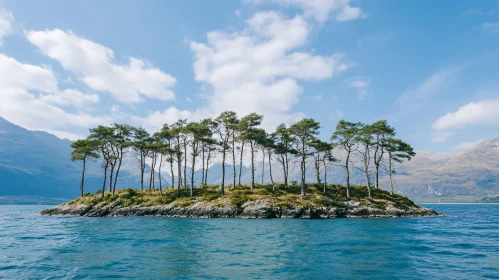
205, 150, 211, 185
113, 147, 124, 194
238, 142, 244, 186
201, 142, 205, 185
323, 159, 327, 193
80, 157, 86, 197
221, 145, 226, 195
389, 152, 394, 196
262, 147, 265, 185
280, 155, 288, 187
284, 152, 289, 187
149, 153, 155, 190
314, 157, 321, 186
345, 150, 350, 198
177, 153, 181, 195
268, 151, 274, 190
140, 151, 145, 191
364, 146, 371, 198
159, 153, 163, 195
300, 140, 306, 196
232, 134, 236, 188
375, 163, 380, 189
109, 163, 115, 194
190, 142, 196, 197
183, 139, 187, 188
101, 163, 108, 199
250, 141, 255, 190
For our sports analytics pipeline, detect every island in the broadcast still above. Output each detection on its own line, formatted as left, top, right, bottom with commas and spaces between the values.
42, 114, 443, 218
41, 184, 441, 218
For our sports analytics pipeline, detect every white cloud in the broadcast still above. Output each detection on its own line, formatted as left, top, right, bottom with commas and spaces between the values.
40, 89, 99, 107
453, 140, 483, 151
346, 77, 369, 100
0, 54, 57, 92
247, 0, 363, 23
328, 110, 344, 121
349, 79, 368, 88
177, 11, 347, 130
431, 131, 456, 143
141, 107, 193, 132
483, 22, 499, 32
26, 29, 177, 103
357, 89, 368, 100
0, 87, 109, 132
0, 54, 109, 138
396, 69, 457, 110
432, 99, 499, 131
0, 10, 14, 46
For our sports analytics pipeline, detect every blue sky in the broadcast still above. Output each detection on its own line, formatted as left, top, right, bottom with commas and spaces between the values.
0, 0, 498, 152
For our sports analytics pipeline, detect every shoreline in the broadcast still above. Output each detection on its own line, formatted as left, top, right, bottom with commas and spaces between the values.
40, 186, 443, 219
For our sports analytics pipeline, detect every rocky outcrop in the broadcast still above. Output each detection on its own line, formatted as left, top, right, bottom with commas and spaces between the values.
41, 199, 442, 218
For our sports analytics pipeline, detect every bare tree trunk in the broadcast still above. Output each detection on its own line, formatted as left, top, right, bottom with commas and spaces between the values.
345, 151, 350, 198
140, 151, 145, 191
250, 141, 255, 190
232, 134, 236, 188
201, 142, 205, 185
113, 147, 124, 194
314, 157, 321, 186
205, 150, 211, 185
221, 146, 226, 195
375, 164, 380, 189
183, 139, 187, 188
364, 146, 372, 198
323, 159, 327, 193
149, 153, 155, 190
284, 152, 289, 187
190, 142, 197, 196
238, 142, 244, 186
262, 147, 265, 185
109, 163, 115, 194
101, 162, 108, 199
159, 153, 163, 195
80, 157, 86, 197
268, 151, 274, 190
177, 152, 181, 195
389, 152, 394, 196
300, 140, 306, 196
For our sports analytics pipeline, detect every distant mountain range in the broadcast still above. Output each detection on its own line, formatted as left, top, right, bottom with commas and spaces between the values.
1, 117, 498, 202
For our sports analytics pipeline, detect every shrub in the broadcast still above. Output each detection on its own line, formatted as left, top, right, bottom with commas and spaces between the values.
109, 195, 118, 202
123, 199, 132, 207
232, 194, 249, 208
201, 191, 221, 202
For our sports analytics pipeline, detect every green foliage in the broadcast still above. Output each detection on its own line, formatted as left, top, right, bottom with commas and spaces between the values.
201, 191, 221, 202
123, 199, 132, 207
231, 194, 249, 208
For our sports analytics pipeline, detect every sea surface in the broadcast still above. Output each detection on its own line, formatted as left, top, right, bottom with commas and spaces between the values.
0, 204, 498, 279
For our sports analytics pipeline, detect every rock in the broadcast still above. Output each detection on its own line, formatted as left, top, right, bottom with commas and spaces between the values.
40, 199, 442, 218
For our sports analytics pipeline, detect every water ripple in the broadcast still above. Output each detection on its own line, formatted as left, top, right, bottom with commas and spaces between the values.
0, 204, 498, 279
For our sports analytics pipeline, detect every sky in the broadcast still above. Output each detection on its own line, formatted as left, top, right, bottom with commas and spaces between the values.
0, 0, 498, 152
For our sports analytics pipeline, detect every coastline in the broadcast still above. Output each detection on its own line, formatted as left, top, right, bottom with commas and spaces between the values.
41, 185, 443, 218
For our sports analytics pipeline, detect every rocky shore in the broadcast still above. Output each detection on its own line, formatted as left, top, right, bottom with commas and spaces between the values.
41, 199, 442, 218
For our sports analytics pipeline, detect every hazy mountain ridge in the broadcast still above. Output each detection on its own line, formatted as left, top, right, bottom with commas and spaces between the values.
1, 117, 498, 201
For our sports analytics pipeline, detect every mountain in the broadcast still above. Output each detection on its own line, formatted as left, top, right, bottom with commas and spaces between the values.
0, 117, 167, 199
1, 117, 498, 202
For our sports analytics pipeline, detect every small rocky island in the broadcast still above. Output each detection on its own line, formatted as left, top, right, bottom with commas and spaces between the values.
41, 185, 442, 218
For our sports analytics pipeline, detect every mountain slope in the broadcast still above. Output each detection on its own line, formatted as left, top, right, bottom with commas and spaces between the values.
1, 117, 498, 201
0, 117, 167, 198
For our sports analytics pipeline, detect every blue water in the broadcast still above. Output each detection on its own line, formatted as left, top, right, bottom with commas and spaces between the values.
0, 204, 498, 279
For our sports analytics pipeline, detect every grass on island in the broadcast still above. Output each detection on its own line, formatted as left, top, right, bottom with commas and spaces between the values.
69, 183, 419, 210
